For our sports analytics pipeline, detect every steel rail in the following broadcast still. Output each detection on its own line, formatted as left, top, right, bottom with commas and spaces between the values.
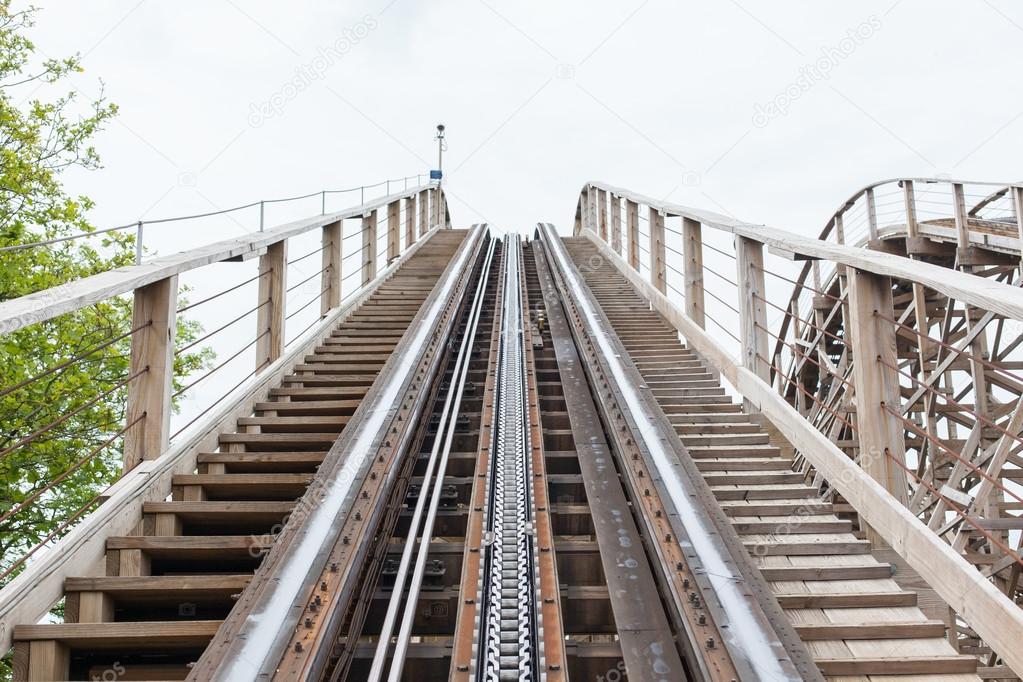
366, 236, 497, 682
473, 234, 542, 681
540, 222, 805, 681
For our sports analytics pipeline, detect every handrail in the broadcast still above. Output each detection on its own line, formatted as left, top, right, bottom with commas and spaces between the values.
0, 173, 428, 257
0, 182, 437, 335
583, 180, 1023, 321
569, 198, 1023, 675
0, 223, 449, 655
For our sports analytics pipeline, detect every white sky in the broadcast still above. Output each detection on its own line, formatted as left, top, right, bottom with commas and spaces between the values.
33, 0, 1023, 239
23, 0, 1023, 432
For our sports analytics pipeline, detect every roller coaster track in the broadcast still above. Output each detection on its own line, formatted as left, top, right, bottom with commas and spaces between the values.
2, 176, 1023, 681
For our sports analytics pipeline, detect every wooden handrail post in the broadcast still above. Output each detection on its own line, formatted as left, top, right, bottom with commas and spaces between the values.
597, 189, 608, 241
123, 276, 178, 470
847, 267, 910, 538
682, 217, 705, 329
865, 187, 879, 242
387, 200, 400, 262
256, 240, 287, 371
321, 220, 342, 315
587, 187, 597, 234
626, 200, 639, 270
1014, 186, 1023, 276
736, 237, 770, 404
574, 195, 583, 235
418, 189, 429, 237
362, 210, 377, 285
610, 194, 622, 254
902, 180, 919, 240
649, 207, 666, 294
404, 196, 416, 247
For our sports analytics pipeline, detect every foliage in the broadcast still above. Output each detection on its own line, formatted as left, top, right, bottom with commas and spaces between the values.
0, 0, 211, 592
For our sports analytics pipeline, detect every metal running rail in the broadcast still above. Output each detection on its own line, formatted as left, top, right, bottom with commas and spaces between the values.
473, 235, 544, 681
366, 235, 498, 682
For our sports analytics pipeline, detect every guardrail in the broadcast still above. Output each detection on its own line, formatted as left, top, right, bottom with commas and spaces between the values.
0, 181, 450, 610
573, 180, 1023, 675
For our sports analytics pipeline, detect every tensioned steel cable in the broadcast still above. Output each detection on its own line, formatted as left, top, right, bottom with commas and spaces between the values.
367, 236, 497, 682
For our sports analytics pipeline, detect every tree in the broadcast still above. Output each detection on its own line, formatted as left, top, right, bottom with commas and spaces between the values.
0, 0, 210, 597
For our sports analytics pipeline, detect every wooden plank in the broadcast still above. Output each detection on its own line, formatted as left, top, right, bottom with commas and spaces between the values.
404, 195, 416, 248
610, 194, 622, 254
736, 237, 769, 403
14, 620, 222, 648
815, 656, 977, 675
793, 620, 946, 640
320, 220, 342, 315
649, 207, 666, 294
597, 188, 608, 241
578, 228, 1023, 675
0, 227, 452, 655
256, 240, 287, 371
682, 217, 705, 329
362, 209, 377, 285
627, 200, 639, 270
773, 591, 917, 608
387, 200, 400, 261
124, 276, 178, 470
418, 189, 429, 237
847, 268, 910, 518
0, 184, 434, 333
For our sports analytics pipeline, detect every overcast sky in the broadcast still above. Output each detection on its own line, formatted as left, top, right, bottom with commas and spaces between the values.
24, 0, 1023, 429
33, 0, 1023, 241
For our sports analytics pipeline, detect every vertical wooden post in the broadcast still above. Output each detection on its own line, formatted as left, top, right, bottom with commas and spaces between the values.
610, 195, 622, 254
682, 217, 705, 329
574, 195, 583, 235
321, 220, 342, 316
1014, 186, 1023, 277
123, 276, 178, 470
418, 189, 429, 236
649, 207, 666, 294
24, 640, 70, 681
404, 196, 416, 247
587, 187, 597, 234
847, 269, 910, 538
598, 189, 608, 241
362, 210, 377, 285
865, 187, 879, 242
902, 180, 919, 238
953, 182, 992, 420
736, 237, 770, 399
387, 200, 400, 262
256, 241, 287, 371
626, 200, 639, 270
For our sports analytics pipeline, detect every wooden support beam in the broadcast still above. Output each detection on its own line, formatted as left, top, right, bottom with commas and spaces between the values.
903, 180, 919, 238
682, 217, 705, 329
320, 220, 341, 316
847, 268, 910, 533
256, 241, 287, 372
865, 187, 879, 242
649, 207, 666, 294
387, 200, 400, 262
124, 275, 178, 470
736, 237, 769, 408
404, 196, 416, 247
597, 189, 608, 241
610, 194, 622, 254
362, 209, 377, 285
626, 200, 639, 270
1014, 186, 1023, 276
418, 189, 429, 237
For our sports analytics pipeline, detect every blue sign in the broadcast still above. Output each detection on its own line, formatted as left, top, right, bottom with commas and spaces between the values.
430, 169, 443, 180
